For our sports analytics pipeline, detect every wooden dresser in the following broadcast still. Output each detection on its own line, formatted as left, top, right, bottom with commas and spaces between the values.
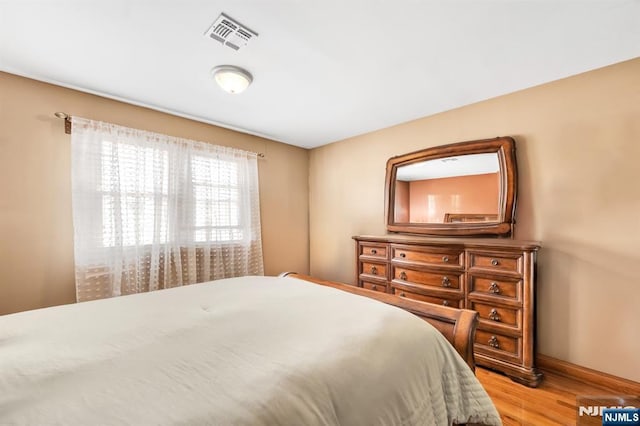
354, 234, 542, 387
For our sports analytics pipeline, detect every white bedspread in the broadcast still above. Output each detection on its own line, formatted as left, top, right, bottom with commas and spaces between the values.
0, 276, 501, 425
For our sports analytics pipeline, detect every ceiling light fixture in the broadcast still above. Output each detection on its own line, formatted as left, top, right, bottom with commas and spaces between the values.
211, 65, 253, 94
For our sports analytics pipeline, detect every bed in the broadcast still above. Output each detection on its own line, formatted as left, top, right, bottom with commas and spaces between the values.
0, 274, 501, 425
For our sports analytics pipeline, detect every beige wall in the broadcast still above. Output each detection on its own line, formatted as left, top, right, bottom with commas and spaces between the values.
310, 58, 640, 381
0, 72, 309, 315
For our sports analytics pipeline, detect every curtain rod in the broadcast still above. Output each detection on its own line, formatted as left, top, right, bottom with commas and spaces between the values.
54, 112, 265, 158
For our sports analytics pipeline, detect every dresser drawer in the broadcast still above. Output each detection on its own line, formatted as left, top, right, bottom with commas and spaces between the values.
392, 287, 463, 308
391, 245, 464, 268
468, 251, 523, 276
359, 243, 388, 260
392, 267, 462, 291
469, 301, 522, 331
474, 329, 522, 363
468, 275, 522, 303
361, 281, 387, 293
354, 236, 541, 387
360, 261, 387, 280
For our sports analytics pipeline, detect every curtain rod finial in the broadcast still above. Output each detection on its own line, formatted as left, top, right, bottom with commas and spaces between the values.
55, 112, 72, 134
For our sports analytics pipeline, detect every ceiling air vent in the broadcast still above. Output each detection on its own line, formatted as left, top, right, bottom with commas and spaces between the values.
205, 13, 258, 51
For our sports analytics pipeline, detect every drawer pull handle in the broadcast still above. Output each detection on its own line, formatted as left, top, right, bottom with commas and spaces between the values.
488, 336, 500, 349
371, 284, 377, 291
491, 259, 499, 266
441, 276, 451, 287
371, 249, 377, 255
399, 271, 407, 280
370, 266, 378, 275
489, 308, 500, 322
489, 282, 501, 294
442, 256, 449, 263
442, 300, 450, 307
399, 292, 406, 297
399, 252, 406, 258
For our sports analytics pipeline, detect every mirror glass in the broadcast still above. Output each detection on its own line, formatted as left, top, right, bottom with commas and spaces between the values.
393, 153, 500, 224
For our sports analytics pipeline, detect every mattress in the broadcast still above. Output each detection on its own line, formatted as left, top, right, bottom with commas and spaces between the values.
0, 275, 501, 425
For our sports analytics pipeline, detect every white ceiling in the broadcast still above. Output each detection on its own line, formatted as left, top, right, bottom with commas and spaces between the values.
1, 1, 639, 149
397, 153, 499, 181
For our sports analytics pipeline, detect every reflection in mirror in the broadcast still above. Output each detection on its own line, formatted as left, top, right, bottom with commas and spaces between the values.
393, 153, 500, 223
385, 136, 516, 237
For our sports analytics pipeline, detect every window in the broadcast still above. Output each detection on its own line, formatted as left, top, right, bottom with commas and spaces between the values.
71, 117, 264, 301
99, 144, 250, 247
191, 155, 243, 243
101, 140, 169, 247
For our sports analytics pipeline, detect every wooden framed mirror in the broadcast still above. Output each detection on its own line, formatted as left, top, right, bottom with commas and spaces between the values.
385, 136, 517, 237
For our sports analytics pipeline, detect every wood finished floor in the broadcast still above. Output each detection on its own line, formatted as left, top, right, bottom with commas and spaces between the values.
476, 367, 625, 425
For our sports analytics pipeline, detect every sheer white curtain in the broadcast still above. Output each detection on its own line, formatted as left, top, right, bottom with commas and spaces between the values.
71, 117, 264, 302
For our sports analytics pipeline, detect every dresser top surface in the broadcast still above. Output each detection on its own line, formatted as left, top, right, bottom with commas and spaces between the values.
353, 234, 541, 250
